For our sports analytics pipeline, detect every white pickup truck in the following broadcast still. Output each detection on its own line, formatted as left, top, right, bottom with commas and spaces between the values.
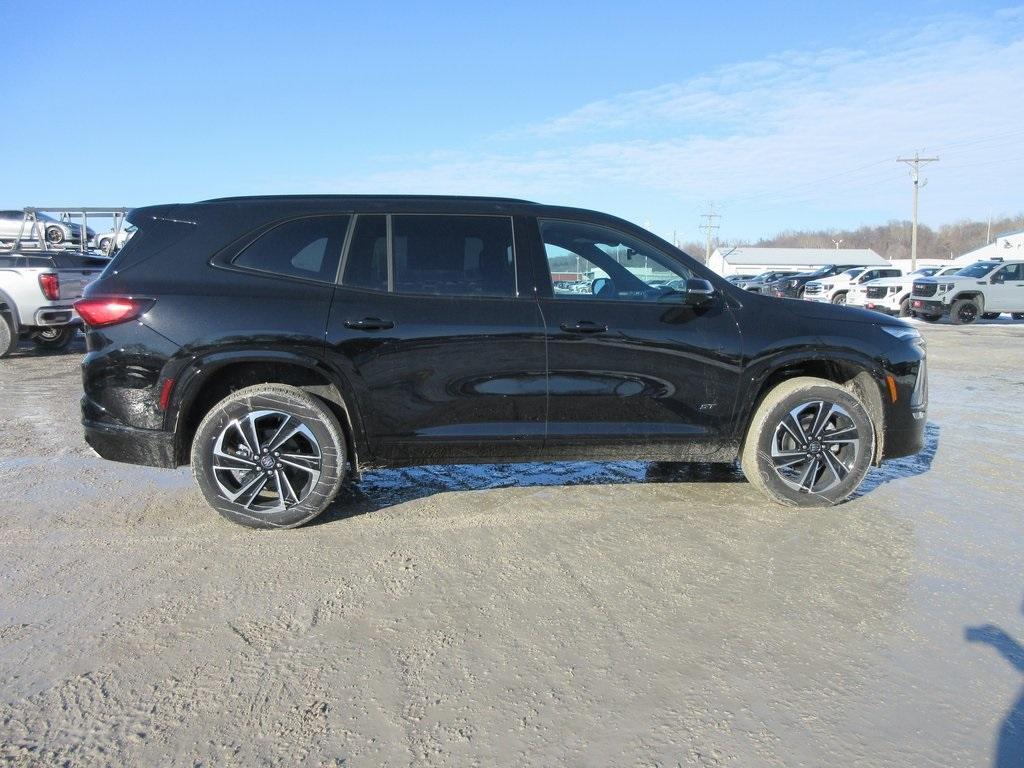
0, 251, 109, 357
910, 258, 1024, 324
848, 265, 962, 316
802, 265, 903, 305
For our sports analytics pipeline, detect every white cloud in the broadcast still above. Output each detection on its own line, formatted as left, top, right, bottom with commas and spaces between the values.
310, 8, 1024, 240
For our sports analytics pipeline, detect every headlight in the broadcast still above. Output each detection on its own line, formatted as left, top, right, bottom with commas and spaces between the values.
821, 283, 833, 290
881, 325, 921, 341
937, 283, 954, 292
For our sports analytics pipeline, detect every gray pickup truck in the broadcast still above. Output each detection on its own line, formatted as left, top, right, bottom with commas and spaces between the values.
0, 251, 109, 356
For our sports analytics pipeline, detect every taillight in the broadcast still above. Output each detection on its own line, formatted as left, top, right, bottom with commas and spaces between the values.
38, 273, 60, 300
74, 297, 154, 328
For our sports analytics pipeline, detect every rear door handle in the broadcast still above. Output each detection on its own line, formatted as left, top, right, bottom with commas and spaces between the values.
345, 317, 394, 331
559, 320, 607, 334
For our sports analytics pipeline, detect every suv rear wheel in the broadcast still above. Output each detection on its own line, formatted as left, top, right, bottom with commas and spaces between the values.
191, 384, 347, 529
741, 377, 875, 507
831, 292, 847, 305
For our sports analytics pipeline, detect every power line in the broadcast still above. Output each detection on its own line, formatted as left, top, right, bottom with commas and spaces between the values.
896, 153, 940, 270
699, 203, 721, 262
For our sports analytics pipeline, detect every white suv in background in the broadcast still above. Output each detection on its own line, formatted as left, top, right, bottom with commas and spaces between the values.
848, 265, 962, 316
803, 265, 903, 305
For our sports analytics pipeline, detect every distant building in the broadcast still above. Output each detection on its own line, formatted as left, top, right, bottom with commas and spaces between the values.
953, 230, 1024, 265
707, 247, 887, 276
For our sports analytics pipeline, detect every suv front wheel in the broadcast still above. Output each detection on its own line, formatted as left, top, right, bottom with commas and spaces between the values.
741, 377, 875, 507
191, 384, 347, 529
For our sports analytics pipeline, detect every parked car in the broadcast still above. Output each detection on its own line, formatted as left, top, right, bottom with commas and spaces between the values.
0, 251, 108, 356
724, 273, 757, 284
768, 264, 868, 299
0, 210, 95, 247
77, 195, 927, 529
92, 224, 136, 254
737, 270, 802, 293
911, 259, 1024, 324
803, 266, 903, 305
848, 265, 962, 316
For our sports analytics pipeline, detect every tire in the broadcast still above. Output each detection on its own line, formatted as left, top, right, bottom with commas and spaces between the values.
950, 298, 979, 325
898, 298, 911, 317
1013, 313, 1024, 321
831, 292, 847, 305
191, 383, 346, 529
32, 325, 76, 351
45, 226, 65, 245
0, 314, 15, 358
918, 313, 941, 322
741, 377, 875, 507
981, 312, 1000, 320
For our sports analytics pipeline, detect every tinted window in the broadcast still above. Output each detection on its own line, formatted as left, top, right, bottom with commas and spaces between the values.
0, 256, 19, 267
342, 215, 388, 291
540, 219, 692, 301
392, 215, 515, 297
995, 263, 1024, 282
233, 216, 349, 282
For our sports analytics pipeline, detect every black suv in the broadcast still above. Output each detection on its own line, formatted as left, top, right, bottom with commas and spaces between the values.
77, 196, 927, 529
768, 264, 865, 299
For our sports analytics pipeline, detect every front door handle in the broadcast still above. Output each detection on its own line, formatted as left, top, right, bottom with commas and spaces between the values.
345, 317, 395, 331
559, 320, 607, 334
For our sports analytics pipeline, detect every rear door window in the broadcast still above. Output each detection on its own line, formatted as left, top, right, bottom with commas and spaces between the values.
233, 216, 350, 282
391, 215, 515, 297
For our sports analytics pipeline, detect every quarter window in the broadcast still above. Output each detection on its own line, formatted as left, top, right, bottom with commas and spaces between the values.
539, 219, 691, 301
391, 215, 515, 297
233, 216, 350, 282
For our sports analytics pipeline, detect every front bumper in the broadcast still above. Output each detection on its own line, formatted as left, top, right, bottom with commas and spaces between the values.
911, 298, 946, 315
83, 418, 177, 469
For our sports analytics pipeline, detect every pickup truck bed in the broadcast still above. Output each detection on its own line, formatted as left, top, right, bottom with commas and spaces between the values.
0, 251, 109, 356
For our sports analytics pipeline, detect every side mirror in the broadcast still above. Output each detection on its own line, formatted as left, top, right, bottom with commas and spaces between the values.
591, 277, 611, 296
681, 278, 716, 306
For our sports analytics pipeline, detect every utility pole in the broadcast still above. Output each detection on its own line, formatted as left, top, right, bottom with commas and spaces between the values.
896, 153, 939, 270
699, 203, 721, 263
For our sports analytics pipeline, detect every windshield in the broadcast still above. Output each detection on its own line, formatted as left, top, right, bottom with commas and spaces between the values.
807, 265, 835, 277
956, 261, 998, 278
912, 267, 938, 276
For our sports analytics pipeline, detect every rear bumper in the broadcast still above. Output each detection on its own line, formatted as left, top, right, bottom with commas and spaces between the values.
33, 306, 79, 327
83, 418, 178, 469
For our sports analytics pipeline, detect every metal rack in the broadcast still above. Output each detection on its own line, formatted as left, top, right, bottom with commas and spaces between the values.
2, 207, 132, 253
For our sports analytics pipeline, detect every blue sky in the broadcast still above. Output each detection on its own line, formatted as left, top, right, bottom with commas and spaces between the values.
2, 0, 1022, 244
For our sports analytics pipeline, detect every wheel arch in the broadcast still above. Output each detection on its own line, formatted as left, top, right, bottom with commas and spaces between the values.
168, 351, 368, 473
952, 290, 984, 307
739, 351, 886, 464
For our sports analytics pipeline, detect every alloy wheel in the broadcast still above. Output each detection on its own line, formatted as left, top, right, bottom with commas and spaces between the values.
770, 400, 861, 494
958, 303, 978, 323
211, 409, 322, 513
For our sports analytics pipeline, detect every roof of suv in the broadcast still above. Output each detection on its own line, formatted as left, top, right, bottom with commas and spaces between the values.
200, 194, 540, 206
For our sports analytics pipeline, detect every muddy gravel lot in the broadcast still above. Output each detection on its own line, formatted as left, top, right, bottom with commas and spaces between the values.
1, 320, 1023, 766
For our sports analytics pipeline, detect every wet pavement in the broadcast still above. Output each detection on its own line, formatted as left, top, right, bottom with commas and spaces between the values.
1, 320, 1022, 766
